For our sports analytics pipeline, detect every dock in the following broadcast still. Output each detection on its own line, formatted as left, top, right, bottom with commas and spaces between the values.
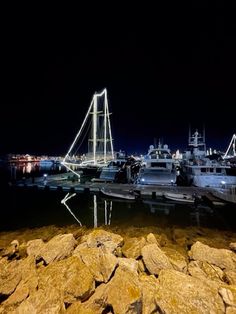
13, 173, 229, 207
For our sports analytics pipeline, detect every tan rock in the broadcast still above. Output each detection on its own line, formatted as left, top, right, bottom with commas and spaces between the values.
230, 242, 236, 252
117, 257, 138, 273
26, 239, 45, 258
76, 266, 142, 314
122, 237, 146, 259
146, 233, 158, 245
81, 229, 123, 253
225, 270, 236, 285
162, 247, 188, 273
39, 255, 95, 304
76, 246, 117, 283
15, 288, 65, 314
189, 241, 236, 271
3, 256, 38, 307
156, 269, 225, 313
0, 259, 21, 296
141, 243, 173, 275
139, 274, 159, 314
226, 306, 236, 313
39, 233, 77, 264
219, 286, 236, 307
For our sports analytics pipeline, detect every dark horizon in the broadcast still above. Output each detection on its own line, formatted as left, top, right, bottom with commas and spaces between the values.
1, 9, 236, 156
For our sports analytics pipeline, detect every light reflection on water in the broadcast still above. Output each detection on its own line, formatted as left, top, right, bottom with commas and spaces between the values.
7, 161, 67, 181
0, 184, 235, 233
0, 163, 236, 233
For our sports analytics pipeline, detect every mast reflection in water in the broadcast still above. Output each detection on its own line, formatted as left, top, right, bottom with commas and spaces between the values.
0, 162, 236, 233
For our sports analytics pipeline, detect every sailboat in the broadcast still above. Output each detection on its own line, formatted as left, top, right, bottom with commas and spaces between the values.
62, 88, 114, 180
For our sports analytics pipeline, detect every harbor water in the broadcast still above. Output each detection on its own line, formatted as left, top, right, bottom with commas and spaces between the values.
0, 161, 236, 233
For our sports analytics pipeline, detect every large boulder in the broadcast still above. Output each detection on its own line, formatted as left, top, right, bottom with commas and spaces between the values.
189, 241, 236, 271
156, 269, 225, 313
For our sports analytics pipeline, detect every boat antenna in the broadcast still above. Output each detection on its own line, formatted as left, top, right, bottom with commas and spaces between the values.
203, 124, 205, 143
188, 124, 191, 145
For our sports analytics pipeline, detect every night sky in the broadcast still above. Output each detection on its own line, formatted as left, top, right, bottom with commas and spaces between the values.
1, 6, 236, 156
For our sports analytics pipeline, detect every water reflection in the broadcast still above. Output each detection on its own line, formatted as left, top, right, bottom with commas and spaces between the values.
61, 193, 82, 226
59, 192, 218, 230
61, 193, 113, 227
7, 161, 67, 182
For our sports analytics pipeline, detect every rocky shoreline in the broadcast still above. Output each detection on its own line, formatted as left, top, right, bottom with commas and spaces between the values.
0, 224, 236, 313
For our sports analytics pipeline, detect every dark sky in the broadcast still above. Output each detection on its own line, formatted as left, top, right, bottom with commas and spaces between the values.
1, 6, 236, 155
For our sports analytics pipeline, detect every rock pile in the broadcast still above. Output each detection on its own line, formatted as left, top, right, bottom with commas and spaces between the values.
0, 226, 236, 313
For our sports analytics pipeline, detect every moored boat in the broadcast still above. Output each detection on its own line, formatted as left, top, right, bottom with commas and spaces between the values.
163, 192, 195, 204
100, 186, 138, 200
180, 129, 236, 188
135, 142, 177, 185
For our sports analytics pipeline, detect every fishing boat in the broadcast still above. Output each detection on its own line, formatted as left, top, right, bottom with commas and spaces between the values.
61, 89, 114, 180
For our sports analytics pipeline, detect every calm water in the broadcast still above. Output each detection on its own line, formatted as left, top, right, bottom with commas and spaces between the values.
1, 162, 236, 232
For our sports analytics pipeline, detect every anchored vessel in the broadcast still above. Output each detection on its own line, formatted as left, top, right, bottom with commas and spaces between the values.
180, 129, 236, 188
135, 142, 177, 185
62, 88, 114, 180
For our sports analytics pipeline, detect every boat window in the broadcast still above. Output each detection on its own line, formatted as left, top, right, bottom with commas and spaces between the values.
201, 168, 207, 172
216, 168, 222, 173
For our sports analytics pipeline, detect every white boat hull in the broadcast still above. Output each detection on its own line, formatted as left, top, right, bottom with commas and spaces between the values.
136, 169, 176, 185
164, 192, 195, 204
191, 174, 236, 188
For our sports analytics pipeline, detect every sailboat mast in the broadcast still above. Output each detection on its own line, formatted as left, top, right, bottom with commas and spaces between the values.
104, 89, 107, 162
106, 91, 114, 159
93, 94, 97, 165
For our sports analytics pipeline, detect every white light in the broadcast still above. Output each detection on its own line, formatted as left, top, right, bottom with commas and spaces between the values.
221, 181, 226, 185
44, 174, 48, 178
141, 178, 145, 182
